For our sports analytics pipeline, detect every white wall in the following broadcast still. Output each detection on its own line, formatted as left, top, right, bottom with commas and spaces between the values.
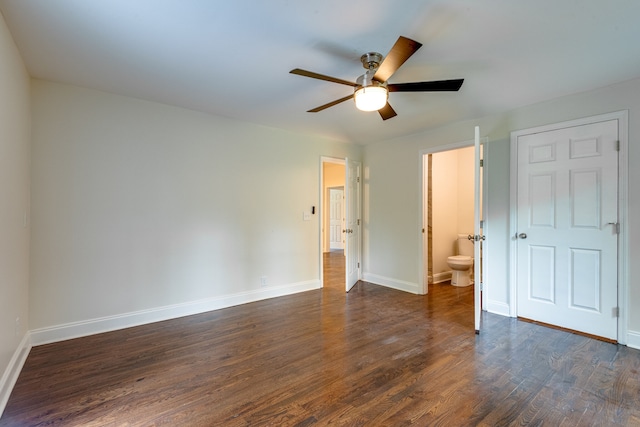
363, 76, 640, 345
29, 80, 361, 342
0, 10, 30, 414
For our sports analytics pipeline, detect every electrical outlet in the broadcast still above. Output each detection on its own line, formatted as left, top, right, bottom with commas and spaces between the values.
15, 317, 20, 337
260, 276, 267, 287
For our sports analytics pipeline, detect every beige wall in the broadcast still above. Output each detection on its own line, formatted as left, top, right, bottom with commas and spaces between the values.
456, 146, 475, 233
0, 10, 30, 412
323, 163, 345, 188
431, 146, 474, 278
431, 150, 458, 276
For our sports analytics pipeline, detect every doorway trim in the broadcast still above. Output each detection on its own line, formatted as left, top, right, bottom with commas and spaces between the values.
509, 110, 629, 344
419, 137, 488, 297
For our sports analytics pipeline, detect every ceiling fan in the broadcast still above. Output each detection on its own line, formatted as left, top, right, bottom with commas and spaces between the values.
290, 36, 464, 120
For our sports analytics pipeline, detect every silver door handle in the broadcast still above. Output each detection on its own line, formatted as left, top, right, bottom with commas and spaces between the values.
518, 233, 527, 239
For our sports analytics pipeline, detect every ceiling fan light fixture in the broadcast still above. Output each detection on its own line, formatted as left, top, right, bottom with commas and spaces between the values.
354, 85, 388, 111
354, 69, 388, 112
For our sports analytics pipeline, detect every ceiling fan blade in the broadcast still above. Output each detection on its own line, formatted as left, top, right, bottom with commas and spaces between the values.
307, 94, 354, 112
388, 79, 464, 92
378, 103, 397, 120
290, 68, 357, 87
373, 36, 423, 82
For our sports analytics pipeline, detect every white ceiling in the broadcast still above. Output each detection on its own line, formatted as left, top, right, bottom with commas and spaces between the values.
2, 0, 640, 144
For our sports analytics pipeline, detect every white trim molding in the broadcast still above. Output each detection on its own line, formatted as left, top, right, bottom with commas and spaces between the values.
626, 330, 640, 350
30, 280, 320, 346
0, 333, 32, 418
362, 273, 421, 294
431, 272, 452, 284
485, 301, 511, 317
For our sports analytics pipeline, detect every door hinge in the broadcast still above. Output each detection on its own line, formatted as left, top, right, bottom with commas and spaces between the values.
479, 159, 484, 167
616, 140, 620, 151
612, 307, 619, 318
357, 219, 360, 225
357, 176, 360, 183
480, 282, 483, 291
608, 222, 620, 234
357, 262, 360, 268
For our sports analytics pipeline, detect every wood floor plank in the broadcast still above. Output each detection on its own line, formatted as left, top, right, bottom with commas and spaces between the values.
2, 252, 640, 425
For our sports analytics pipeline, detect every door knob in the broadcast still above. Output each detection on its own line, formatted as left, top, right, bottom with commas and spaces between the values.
518, 233, 527, 239
468, 234, 474, 241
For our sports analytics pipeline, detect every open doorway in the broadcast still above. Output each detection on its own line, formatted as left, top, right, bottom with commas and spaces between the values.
421, 131, 485, 332
424, 146, 476, 287
321, 159, 346, 290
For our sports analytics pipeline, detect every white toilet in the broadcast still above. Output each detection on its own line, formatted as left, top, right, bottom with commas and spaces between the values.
447, 234, 474, 287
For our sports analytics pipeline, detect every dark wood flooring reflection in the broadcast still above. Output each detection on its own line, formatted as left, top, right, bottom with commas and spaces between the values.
323, 249, 345, 291
2, 270, 640, 425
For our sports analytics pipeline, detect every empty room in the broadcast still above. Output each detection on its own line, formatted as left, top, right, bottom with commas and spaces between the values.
2, 1, 640, 425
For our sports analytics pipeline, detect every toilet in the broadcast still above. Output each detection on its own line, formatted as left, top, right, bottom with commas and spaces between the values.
447, 234, 474, 287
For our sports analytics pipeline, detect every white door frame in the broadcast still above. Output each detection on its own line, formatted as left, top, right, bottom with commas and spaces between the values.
345, 158, 362, 291
509, 110, 629, 344
419, 137, 488, 298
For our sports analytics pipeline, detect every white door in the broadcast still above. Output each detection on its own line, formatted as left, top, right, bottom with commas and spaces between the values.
329, 188, 344, 250
515, 120, 618, 340
473, 127, 483, 333
345, 159, 361, 291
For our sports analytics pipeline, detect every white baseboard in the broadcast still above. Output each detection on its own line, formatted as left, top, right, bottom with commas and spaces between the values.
485, 300, 511, 317
0, 332, 31, 418
30, 280, 320, 346
362, 273, 421, 294
626, 330, 640, 350
432, 272, 452, 284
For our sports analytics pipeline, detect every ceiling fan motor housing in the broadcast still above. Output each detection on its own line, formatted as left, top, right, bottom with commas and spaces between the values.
356, 71, 387, 89
360, 52, 383, 70
357, 52, 387, 90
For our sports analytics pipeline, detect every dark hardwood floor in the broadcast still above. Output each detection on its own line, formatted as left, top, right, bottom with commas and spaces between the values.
323, 249, 345, 291
2, 255, 640, 426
